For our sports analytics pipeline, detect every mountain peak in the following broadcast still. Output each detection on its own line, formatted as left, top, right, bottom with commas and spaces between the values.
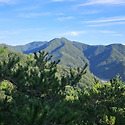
50, 37, 70, 42
0, 38, 125, 81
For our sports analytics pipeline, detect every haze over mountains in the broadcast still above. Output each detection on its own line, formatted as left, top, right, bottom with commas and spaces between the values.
1, 38, 125, 81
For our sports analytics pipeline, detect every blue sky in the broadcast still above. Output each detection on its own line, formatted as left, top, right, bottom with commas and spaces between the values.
0, 0, 125, 45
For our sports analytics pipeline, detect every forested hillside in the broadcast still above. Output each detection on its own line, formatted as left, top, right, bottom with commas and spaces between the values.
0, 45, 95, 87
2, 38, 125, 81
0, 46, 125, 125
73, 42, 125, 81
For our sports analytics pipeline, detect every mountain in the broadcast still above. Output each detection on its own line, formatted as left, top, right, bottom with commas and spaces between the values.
0, 45, 95, 87
1, 41, 47, 53
2, 38, 89, 68
1, 38, 125, 81
73, 42, 125, 81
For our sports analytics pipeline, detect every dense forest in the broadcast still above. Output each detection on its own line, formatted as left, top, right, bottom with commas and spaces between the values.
0, 47, 125, 125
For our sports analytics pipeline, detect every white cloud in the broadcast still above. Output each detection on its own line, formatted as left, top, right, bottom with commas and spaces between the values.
57, 16, 74, 21
79, 10, 100, 15
17, 6, 40, 11
79, 0, 125, 6
87, 24, 109, 27
58, 30, 122, 37
98, 30, 124, 37
52, 0, 75, 2
52, 0, 64, 1
0, 0, 17, 4
112, 34, 124, 36
0, 0, 11, 3
87, 22, 125, 27
85, 16, 125, 23
55, 13, 64, 16
83, 16, 125, 27
99, 30, 116, 33
20, 12, 50, 18
59, 31, 86, 36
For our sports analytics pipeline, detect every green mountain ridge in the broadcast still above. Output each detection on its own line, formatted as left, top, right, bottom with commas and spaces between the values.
1, 41, 47, 53
0, 45, 95, 87
1, 38, 125, 81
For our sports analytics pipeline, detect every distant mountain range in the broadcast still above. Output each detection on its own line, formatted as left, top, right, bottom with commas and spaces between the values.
1, 38, 125, 81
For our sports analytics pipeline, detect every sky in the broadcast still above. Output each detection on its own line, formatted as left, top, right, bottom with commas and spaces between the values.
0, 0, 125, 45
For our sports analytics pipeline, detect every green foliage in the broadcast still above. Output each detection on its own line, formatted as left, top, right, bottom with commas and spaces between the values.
0, 47, 125, 125
0, 46, 7, 54
48, 75, 125, 125
0, 49, 88, 124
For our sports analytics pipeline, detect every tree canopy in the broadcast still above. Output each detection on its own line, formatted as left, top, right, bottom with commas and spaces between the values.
0, 48, 125, 125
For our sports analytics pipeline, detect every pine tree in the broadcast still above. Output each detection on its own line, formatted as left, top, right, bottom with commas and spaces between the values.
0, 49, 88, 124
